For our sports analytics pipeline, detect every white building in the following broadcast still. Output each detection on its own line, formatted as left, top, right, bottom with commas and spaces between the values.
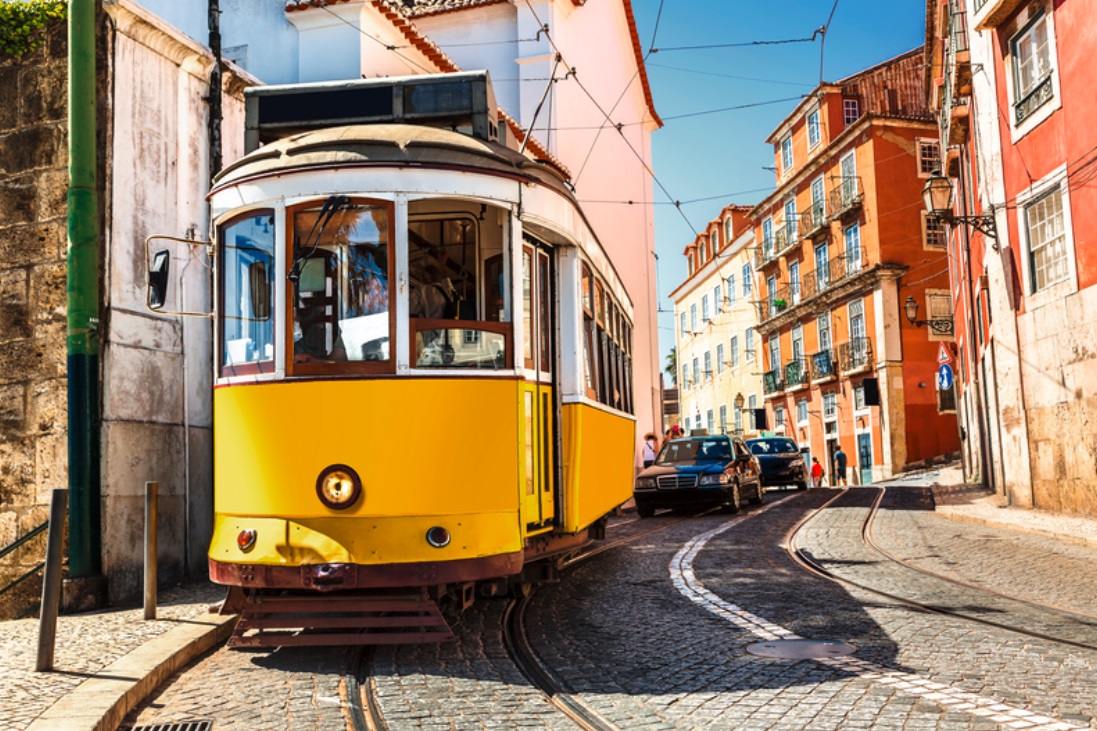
670, 206, 765, 438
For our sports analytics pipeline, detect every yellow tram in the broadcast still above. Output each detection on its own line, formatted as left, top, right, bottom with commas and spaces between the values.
155, 73, 637, 645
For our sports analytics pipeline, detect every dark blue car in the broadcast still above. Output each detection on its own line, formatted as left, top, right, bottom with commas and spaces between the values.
633, 435, 763, 518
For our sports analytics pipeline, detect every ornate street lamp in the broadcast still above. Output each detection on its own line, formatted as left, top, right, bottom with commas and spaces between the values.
921, 171, 998, 241
904, 295, 954, 335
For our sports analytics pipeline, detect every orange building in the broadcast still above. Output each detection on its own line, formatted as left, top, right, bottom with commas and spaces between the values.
749, 49, 961, 484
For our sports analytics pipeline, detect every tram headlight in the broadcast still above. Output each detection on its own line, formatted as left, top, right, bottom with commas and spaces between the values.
316, 464, 362, 510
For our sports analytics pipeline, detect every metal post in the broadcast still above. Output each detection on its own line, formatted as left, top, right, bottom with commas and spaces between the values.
36, 489, 69, 672
144, 482, 158, 620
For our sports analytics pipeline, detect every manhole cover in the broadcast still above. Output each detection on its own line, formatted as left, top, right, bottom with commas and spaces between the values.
746, 639, 857, 659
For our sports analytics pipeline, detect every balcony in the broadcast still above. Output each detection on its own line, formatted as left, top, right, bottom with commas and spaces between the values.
828, 177, 863, 221
798, 250, 865, 301
809, 349, 837, 382
784, 358, 809, 391
949, 1, 971, 97
756, 235, 776, 268
774, 221, 798, 257
799, 202, 828, 239
837, 337, 873, 375
972, 0, 1025, 31
763, 367, 785, 396
757, 285, 791, 321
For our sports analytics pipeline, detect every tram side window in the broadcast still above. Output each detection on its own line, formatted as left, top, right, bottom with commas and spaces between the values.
582, 265, 599, 400
220, 212, 275, 377
291, 202, 391, 368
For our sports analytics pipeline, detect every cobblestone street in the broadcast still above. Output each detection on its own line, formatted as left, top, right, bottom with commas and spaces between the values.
120, 486, 1097, 730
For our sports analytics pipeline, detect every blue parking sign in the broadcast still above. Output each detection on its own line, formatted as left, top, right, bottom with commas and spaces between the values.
937, 363, 954, 391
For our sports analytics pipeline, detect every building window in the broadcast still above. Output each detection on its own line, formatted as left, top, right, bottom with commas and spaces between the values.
780, 134, 793, 172
762, 217, 774, 257
783, 197, 798, 240
719, 405, 728, 433
818, 311, 832, 352
807, 109, 821, 149
730, 336, 739, 367
704, 351, 712, 380
1011, 11, 1054, 125
926, 289, 955, 342
682, 365, 688, 389
690, 303, 698, 333
685, 416, 691, 432
725, 218, 734, 243
707, 409, 714, 434
745, 329, 755, 362
823, 392, 837, 419
810, 175, 826, 223
775, 406, 786, 429
734, 406, 742, 432
844, 222, 862, 273
692, 357, 699, 385
796, 399, 808, 424
702, 295, 710, 323
717, 344, 725, 374
815, 240, 830, 289
714, 284, 723, 314
1025, 186, 1068, 293
854, 384, 865, 410
680, 311, 686, 338
748, 395, 757, 430
923, 213, 947, 250
742, 264, 753, 295
768, 336, 781, 373
843, 98, 861, 126
937, 379, 957, 413
849, 299, 866, 343
699, 240, 707, 265
917, 139, 941, 177
726, 275, 736, 306
789, 261, 801, 304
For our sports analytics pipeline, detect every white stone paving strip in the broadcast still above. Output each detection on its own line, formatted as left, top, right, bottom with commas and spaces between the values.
669, 508, 1086, 731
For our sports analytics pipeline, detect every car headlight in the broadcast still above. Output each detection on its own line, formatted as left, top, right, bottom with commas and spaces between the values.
316, 464, 362, 509
635, 477, 657, 489
699, 473, 730, 485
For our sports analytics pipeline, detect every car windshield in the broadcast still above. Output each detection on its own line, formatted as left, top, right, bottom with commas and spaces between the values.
748, 438, 799, 455
657, 438, 732, 464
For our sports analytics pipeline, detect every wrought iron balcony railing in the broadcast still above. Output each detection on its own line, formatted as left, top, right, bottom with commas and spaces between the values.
799, 202, 828, 239
774, 221, 798, 256
837, 337, 873, 374
809, 349, 837, 381
784, 358, 810, 390
763, 367, 784, 395
828, 176, 863, 220
1015, 75, 1053, 125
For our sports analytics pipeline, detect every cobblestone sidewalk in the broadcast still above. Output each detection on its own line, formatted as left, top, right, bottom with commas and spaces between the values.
0, 581, 232, 731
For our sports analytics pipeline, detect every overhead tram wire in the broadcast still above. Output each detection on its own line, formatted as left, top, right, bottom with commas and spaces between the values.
646, 62, 816, 88
519, 0, 699, 236
818, 0, 841, 84
318, 4, 437, 75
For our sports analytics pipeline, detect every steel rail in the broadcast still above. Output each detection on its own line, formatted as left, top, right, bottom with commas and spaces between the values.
788, 486, 1097, 653
502, 595, 623, 731
347, 645, 388, 731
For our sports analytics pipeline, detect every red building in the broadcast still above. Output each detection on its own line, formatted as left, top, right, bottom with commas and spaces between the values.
750, 50, 960, 484
926, 0, 1097, 516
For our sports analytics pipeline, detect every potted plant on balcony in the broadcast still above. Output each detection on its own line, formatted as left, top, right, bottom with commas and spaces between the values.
773, 298, 787, 312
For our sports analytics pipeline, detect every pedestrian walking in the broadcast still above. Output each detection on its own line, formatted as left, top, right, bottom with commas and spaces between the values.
810, 457, 823, 489
642, 432, 659, 468
834, 445, 848, 487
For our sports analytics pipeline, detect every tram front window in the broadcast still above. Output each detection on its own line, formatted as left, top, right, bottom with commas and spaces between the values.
409, 214, 511, 369
220, 212, 275, 377
291, 202, 391, 368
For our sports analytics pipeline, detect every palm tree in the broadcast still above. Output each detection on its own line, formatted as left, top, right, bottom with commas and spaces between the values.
665, 347, 677, 385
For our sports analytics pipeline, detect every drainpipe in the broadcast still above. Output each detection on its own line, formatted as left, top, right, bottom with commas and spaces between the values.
67, 0, 102, 579
208, 0, 222, 180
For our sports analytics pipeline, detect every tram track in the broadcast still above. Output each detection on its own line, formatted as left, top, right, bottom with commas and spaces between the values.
788, 486, 1097, 654
343, 507, 695, 730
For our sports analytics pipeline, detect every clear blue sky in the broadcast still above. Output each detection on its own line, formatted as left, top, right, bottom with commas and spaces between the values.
627, 0, 927, 371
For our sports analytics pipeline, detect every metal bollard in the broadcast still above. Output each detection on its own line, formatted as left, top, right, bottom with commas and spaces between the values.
36, 488, 68, 672
144, 481, 158, 620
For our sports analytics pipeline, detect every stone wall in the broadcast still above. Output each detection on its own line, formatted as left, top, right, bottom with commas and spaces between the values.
0, 22, 69, 617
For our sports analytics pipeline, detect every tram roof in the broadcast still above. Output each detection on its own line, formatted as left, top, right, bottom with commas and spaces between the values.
212, 123, 574, 201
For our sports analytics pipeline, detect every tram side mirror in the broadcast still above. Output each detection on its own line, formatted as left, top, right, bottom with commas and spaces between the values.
148, 249, 170, 311
248, 260, 271, 321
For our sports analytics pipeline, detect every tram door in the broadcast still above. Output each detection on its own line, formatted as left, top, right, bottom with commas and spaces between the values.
520, 241, 556, 531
